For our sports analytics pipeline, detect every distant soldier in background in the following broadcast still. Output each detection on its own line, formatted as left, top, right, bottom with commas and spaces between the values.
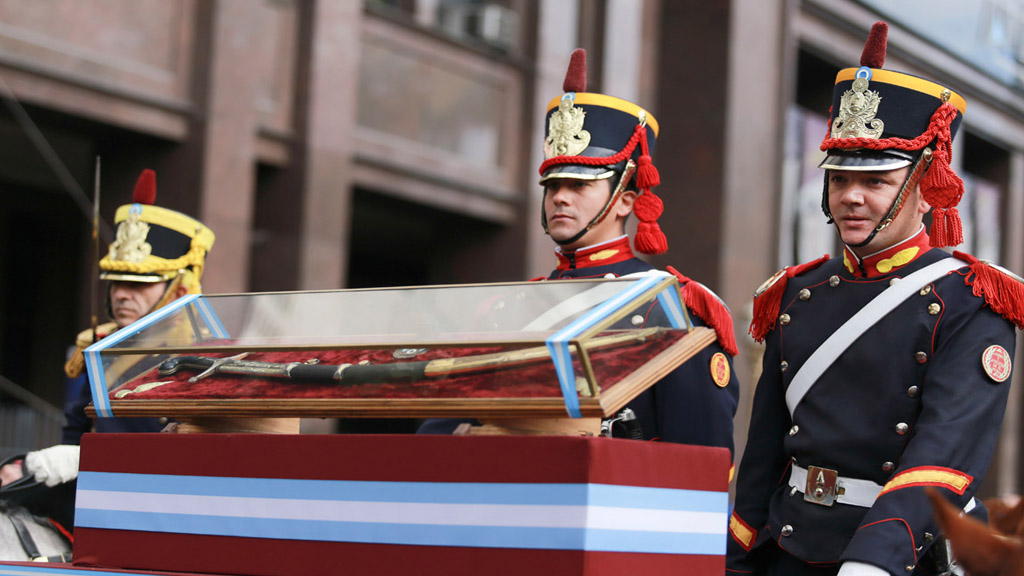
0, 168, 214, 541
62, 168, 215, 443
422, 49, 740, 459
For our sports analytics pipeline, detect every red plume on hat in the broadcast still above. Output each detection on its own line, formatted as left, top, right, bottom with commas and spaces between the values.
860, 21, 887, 68
133, 169, 157, 205
563, 48, 587, 93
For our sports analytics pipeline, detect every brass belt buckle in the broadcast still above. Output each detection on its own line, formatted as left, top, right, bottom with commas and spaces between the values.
804, 465, 839, 506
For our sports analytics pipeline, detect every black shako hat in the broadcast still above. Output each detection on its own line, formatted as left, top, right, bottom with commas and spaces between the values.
818, 21, 968, 247
538, 49, 668, 255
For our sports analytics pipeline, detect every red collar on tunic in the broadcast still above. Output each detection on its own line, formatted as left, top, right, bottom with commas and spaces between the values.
843, 226, 931, 278
554, 236, 636, 270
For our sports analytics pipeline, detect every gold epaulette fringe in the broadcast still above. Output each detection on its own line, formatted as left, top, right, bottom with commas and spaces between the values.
64, 322, 118, 378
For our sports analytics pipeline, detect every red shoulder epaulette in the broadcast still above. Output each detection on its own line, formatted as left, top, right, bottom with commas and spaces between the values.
749, 254, 830, 343
666, 266, 737, 356
953, 251, 1024, 330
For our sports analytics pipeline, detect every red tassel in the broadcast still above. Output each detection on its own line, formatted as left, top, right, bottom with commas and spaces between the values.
633, 191, 667, 255
929, 207, 964, 248
636, 129, 660, 190
921, 151, 964, 208
635, 221, 668, 255
633, 191, 663, 222
749, 255, 830, 342
930, 207, 948, 247
637, 155, 660, 190
960, 257, 1024, 329
860, 22, 888, 68
133, 169, 157, 205
667, 266, 738, 356
562, 48, 587, 93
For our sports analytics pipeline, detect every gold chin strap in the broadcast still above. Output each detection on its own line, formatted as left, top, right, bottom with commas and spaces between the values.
588, 159, 638, 231
873, 148, 933, 235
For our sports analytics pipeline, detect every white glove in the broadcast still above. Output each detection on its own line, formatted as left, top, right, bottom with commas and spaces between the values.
25, 445, 80, 487
837, 561, 891, 576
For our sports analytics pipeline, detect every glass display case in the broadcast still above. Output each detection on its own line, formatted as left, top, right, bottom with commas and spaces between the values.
83, 272, 716, 421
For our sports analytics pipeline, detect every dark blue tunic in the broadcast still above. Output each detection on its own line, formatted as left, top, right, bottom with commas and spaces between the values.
728, 230, 1018, 575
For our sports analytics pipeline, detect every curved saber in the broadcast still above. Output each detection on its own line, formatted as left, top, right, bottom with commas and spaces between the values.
156, 328, 665, 386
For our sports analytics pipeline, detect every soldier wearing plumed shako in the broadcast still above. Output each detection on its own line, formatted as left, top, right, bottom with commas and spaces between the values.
727, 22, 1024, 576
0, 169, 214, 545
62, 168, 216, 443
420, 49, 740, 456
536, 49, 740, 454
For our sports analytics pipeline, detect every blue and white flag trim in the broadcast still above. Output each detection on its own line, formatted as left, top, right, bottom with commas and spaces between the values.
545, 273, 671, 418
76, 472, 728, 555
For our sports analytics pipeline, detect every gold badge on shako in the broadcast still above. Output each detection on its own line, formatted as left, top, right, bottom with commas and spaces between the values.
831, 67, 884, 140
982, 345, 1012, 383
710, 352, 730, 388
544, 94, 591, 158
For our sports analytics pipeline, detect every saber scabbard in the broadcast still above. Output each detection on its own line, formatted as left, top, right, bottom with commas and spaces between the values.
156, 327, 664, 386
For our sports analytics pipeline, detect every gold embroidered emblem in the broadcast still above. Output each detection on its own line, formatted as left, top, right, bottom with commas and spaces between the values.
830, 73, 884, 139
876, 247, 919, 274
544, 95, 591, 158
710, 352, 731, 388
588, 249, 619, 262
982, 345, 1012, 383
108, 208, 152, 263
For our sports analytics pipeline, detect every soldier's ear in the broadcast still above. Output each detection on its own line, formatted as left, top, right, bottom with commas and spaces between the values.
174, 283, 188, 299
915, 185, 931, 215
617, 190, 637, 218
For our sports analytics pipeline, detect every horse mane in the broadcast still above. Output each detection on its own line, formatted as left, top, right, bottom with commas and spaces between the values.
928, 488, 1024, 576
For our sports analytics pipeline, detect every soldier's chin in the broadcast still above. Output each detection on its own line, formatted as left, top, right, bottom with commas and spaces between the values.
547, 225, 582, 244
114, 309, 140, 326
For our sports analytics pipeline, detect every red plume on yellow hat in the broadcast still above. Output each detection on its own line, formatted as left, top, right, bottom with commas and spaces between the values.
99, 169, 215, 293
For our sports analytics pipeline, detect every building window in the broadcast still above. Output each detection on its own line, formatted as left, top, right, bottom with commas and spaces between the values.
960, 132, 1010, 261
367, 0, 522, 54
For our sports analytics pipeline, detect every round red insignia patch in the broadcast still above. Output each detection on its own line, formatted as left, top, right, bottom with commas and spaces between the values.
710, 352, 731, 388
982, 345, 1012, 383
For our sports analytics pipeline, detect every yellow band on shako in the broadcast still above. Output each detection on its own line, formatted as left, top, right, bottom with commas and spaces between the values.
113, 204, 216, 249
545, 92, 660, 136
835, 68, 966, 115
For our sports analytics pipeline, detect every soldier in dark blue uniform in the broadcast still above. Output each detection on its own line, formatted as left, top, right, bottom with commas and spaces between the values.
727, 23, 1024, 576
421, 49, 740, 457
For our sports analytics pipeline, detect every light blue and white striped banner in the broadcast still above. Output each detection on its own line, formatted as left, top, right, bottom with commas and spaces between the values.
76, 472, 728, 555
